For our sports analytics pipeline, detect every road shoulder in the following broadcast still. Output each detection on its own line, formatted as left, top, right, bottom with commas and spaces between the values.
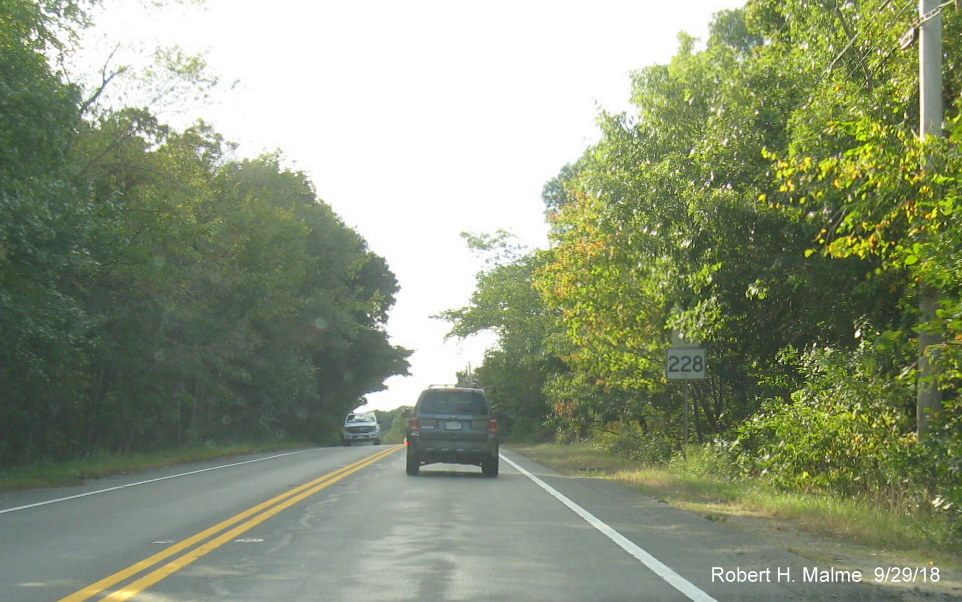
507, 445, 962, 601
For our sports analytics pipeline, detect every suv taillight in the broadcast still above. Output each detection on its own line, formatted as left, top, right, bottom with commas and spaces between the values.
408, 416, 420, 434
487, 417, 498, 435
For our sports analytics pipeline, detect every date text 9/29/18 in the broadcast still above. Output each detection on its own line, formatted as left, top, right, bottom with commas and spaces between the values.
711, 566, 940, 584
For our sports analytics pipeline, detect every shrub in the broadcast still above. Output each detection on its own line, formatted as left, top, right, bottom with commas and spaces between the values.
594, 421, 675, 465
925, 397, 962, 538
729, 340, 922, 508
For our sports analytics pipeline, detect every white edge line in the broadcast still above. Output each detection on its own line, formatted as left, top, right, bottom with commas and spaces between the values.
501, 453, 718, 602
0, 449, 313, 515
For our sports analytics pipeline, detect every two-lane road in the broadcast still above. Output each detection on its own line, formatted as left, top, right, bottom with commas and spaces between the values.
0, 446, 913, 600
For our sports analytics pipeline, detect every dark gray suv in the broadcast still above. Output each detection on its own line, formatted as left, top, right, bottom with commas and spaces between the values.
405, 386, 499, 477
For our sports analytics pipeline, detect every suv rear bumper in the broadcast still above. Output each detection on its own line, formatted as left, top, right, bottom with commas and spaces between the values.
408, 440, 498, 466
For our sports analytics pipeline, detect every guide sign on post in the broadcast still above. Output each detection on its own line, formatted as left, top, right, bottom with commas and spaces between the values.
666, 347, 706, 381
667, 345, 706, 448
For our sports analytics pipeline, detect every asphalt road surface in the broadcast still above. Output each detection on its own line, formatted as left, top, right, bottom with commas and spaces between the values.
0, 445, 935, 601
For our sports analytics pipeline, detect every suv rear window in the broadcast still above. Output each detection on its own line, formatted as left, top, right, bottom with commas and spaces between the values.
417, 389, 488, 415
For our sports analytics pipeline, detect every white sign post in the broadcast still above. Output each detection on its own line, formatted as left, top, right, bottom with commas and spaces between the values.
666, 347, 706, 446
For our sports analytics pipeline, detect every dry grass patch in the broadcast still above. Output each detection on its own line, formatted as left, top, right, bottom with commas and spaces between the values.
510, 442, 962, 573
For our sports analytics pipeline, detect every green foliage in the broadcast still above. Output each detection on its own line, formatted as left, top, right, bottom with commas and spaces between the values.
0, 2, 409, 464
920, 396, 962, 536
0, 0, 98, 462
534, 5, 903, 446
438, 232, 556, 440
727, 336, 962, 540
730, 339, 918, 502
437, 0, 962, 542
594, 422, 675, 466
376, 406, 411, 444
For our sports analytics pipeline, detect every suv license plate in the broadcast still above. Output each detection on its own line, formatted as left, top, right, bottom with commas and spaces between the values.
445, 421, 462, 430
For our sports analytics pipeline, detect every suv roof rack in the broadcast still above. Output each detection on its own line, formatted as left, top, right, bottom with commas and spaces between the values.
427, 384, 483, 390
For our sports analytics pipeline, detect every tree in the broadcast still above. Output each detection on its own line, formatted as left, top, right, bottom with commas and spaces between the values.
0, 1, 411, 462
758, 0, 962, 439
0, 0, 97, 461
439, 231, 557, 439
535, 6, 904, 444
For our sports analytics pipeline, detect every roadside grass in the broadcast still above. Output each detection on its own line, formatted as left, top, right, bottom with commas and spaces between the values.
0, 441, 313, 492
382, 425, 407, 445
510, 442, 961, 567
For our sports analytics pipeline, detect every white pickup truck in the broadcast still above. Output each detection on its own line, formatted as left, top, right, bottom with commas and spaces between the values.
341, 412, 381, 445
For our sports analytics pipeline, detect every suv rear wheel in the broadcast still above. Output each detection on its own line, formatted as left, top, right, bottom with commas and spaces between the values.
405, 446, 420, 476
481, 454, 499, 478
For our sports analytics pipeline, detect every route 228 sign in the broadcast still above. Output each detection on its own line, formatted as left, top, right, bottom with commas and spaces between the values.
666, 347, 706, 380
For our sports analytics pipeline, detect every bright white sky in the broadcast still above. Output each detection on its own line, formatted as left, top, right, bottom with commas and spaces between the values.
75, 0, 744, 412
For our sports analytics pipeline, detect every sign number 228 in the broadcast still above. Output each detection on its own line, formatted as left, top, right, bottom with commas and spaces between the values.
666, 348, 706, 380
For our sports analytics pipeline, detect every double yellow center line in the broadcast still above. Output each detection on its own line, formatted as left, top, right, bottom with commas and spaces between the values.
60, 445, 401, 601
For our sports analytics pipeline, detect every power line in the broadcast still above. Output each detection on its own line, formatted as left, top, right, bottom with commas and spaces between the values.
827, 0, 914, 80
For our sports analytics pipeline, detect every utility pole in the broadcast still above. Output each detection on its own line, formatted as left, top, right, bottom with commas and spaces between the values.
917, 0, 943, 442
